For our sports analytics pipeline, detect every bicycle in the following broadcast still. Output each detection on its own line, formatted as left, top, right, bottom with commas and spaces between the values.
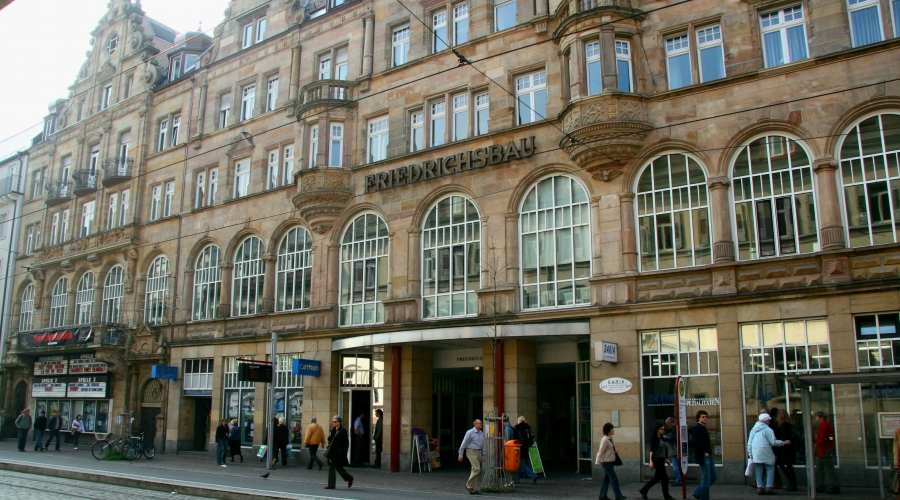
91, 433, 126, 460
122, 432, 155, 460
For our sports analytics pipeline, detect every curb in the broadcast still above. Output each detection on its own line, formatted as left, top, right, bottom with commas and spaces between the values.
0, 460, 340, 500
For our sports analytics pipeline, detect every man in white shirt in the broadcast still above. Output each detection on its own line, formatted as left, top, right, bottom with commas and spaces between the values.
458, 419, 485, 494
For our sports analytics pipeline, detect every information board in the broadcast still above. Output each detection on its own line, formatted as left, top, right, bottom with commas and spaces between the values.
67, 376, 108, 398
69, 356, 108, 374
238, 362, 273, 382
528, 444, 546, 476
32, 378, 67, 398
34, 356, 68, 375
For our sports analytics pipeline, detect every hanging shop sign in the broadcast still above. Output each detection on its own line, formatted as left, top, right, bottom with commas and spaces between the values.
67, 376, 109, 398
292, 358, 322, 377
69, 354, 108, 374
34, 356, 68, 375
364, 136, 536, 193
32, 378, 67, 398
599, 377, 633, 394
18, 327, 94, 349
151, 365, 179, 379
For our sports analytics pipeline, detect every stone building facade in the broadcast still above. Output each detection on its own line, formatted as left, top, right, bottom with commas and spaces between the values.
2, 0, 900, 486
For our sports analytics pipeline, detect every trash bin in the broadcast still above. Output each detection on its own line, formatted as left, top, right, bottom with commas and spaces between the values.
504, 439, 521, 472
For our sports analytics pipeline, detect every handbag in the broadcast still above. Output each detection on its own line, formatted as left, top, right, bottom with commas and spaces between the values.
611, 439, 623, 466
889, 468, 900, 494
745, 427, 759, 477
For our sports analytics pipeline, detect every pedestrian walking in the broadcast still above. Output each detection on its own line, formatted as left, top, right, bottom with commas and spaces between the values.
774, 410, 797, 491
352, 412, 366, 466
273, 417, 290, 467
748, 412, 789, 495
595, 422, 626, 500
215, 418, 229, 467
33, 411, 47, 451
372, 409, 383, 469
814, 411, 839, 494
15, 409, 32, 452
663, 417, 682, 486
304, 416, 325, 470
45, 410, 62, 450
458, 419, 485, 495
640, 425, 675, 500
514, 416, 538, 485
228, 419, 243, 462
324, 416, 354, 490
692, 410, 717, 500
70, 414, 84, 450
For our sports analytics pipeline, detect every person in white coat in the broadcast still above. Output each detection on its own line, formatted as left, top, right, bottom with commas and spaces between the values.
748, 413, 790, 495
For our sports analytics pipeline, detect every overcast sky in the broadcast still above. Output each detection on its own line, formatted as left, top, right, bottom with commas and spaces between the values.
0, 0, 228, 159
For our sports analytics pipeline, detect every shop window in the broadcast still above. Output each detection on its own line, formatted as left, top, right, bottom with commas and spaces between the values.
193, 245, 221, 321
339, 214, 390, 326
74, 272, 94, 325
101, 266, 124, 324
636, 154, 711, 271
145, 256, 169, 325
276, 227, 313, 312
839, 113, 900, 247
760, 5, 809, 68
275, 354, 304, 443
520, 175, 591, 310
232, 237, 265, 317
184, 359, 214, 395
422, 196, 480, 319
856, 313, 900, 368
848, 0, 884, 47
641, 327, 721, 466
19, 283, 34, 331
733, 136, 817, 260
49, 277, 69, 328
224, 357, 255, 446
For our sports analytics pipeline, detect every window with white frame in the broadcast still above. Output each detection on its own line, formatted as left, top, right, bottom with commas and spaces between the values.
434, 10, 449, 52
431, 101, 446, 147
309, 126, 319, 168
242, 23, 254, 49
51, 212, 60, 245
410, 112, 424, 152
150, 185, 162, 220
241, 85, 255, 122
81, 200, 95, 237
107, 193, 118, 230
268, 149, 280, 190
282, 146, 294, 185
61, 156, 71, 185
392, 26, 410, 67
234, 160, 250, 198
696, 26, 724, 83
170, 56, 182, 81
60, 209, 69, 243
232, 237, 265, 317
455, 4, 469, 44
185, 54, 198, 73
119, 190, 129, 227
31, 167, 44, 200
339, 214, 390, 326
184, 359, 213, 393
101, 266, 123, 324
34, 223, 41, 250
266, 77, 279, 112
219, 93, 231, 129
193, 245, 221, 321
19, 283, 34, 331
330, 124, 343, 167
195, 169, 217, 209
586, 41, 602, 95
760, 5, 809, 68
452, 94, 468, 141
101, 85, 112, 111
89, 145, 100, 173
319, 52, 332, 80
520, 176, 592, 309
170, 115, 181, 146
25, 225, 34, 255
636, 154, 711, 271
256, 18, 267, 43
848, 0, 884, 47
839, 113, 900, 247
368, 117, 389, 163
118, 131, 131, 164
475, 93, 489, 136
276, 227, 313, 312
422, 196, 480, 319
49, 277, 68, 328
108, 36, 118, 54
733, 136, 817, 260
157, 119, 168, 152
125, 76, 133, 99
163, 181, 175, 217
666, 34, 691, 90
495, 0, 516, 31
74, 272, 94, 325
856, 313, 900, 368
615, 40, 633, 92
145, 256, 169, 325
516, 71, 547, 125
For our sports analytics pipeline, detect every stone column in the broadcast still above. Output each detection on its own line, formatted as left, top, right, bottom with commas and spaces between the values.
813, 158, 846, 250
288, 45, 302, 101
400, 346, 432, 469
181, 269, 194, 322
619, 193, 637, 272
569, 42, 585, 100
261, 253, 277, 313
362, 15, 375, 78
195, 83, 208, 138
708, 177, 735, 263
560, 49, 572, 102
600, 25, 618, 92
218, 261, 233, 318
503, 213, 519, 286
406, 228, 421, 297
569, 0, 581, 15
591, 196, 603, 275
134, 275, 147, 324
503, 340, 537, 435
316, 116, 328, 167
325, 244, 340, 306
536, 0, 549, 17
90, 283, 103, 323
66, 287, 77, 326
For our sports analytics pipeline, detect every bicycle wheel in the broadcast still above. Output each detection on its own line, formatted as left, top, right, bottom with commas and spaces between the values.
143, 442, 155, 459
92, 440, 111, 460
122, 441, 140, 460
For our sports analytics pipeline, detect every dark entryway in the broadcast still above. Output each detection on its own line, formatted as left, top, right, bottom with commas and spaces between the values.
192, 397, 211, 451
536, 363, 577, 472
2, 381, 27, 438
433, 368, 483, 469
350, 390, 371, 465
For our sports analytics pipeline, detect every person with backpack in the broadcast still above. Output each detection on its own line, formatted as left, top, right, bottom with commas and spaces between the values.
514, 416, 538, 484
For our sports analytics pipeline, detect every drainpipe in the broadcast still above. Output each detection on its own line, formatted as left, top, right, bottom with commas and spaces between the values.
390, 346, 401, 472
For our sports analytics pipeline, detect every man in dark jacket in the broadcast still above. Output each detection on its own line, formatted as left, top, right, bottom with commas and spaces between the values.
33, 411, 47, 451
372, 409, 383, 469
325, 416, 354, 490
274, 417, 290, 467
514, 416, 538, 484
215, 418, 230, 467
691, 410, 716, 500
45, 410, 62, 451
815, 411, 839, 494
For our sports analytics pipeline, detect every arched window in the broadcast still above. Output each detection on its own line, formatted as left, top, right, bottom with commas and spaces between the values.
636, 154, 711, 271
145, 256, 169, 325
422, 196, 480, 318
19, 283, 34, 331
49, 277, 69, 328
232, 237, 264, 317
276, 227, 313, 312
193, 246, 221, 320
74, 272, 95, 325
733, 136, 816, 260
339, 214, 389, 326
520, 175, 591, 310
839, 113, 900, 247
101, 266, 124, 324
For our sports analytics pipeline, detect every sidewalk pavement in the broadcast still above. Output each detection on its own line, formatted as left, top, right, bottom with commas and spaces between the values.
0, 439, 886, 499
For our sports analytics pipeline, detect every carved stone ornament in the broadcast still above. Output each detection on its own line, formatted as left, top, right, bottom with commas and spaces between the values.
560, 93, 652, 173
97, 61, 117, 82
292, 168, 352, 234
593, 169, 623, 182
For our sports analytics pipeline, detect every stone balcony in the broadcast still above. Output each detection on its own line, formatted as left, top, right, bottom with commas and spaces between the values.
555, 0, 640, 29
45, 180, 72, 207
37, 225, 136, 268
102, 157, 133, 188
295, 79, 357, 119
291, 168, 352, 234
72, 169, 99, 197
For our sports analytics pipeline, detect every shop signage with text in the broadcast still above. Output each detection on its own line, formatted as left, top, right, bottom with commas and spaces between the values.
599, 377, 633, 394
292, 358, 322, 377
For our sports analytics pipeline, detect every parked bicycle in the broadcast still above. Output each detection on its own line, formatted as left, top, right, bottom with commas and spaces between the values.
122, 432, 155, 460
91, 433, 126, 460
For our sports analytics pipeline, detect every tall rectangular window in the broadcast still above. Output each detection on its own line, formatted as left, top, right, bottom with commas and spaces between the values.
170, 57, 182, 81
157, 119, 168, 152
515, 71, 547, 125
760, 6, 809, 68
34, 223, 41, 250
283, 146, 295, 185
334, 47, 349, 80
77, 100, 85, 121
119, 190, 129, 227
51, 212, 60, 245
81, 200, 95, 237
195, 172, 206, 209
241, 85, 255, 121
368, 117, 389, 163
234, 160, 250, 198
101, 85, 112, 110
392, 26, 410, 67
454, 4, 469, 44
475, 93, 489, 136
256, 18, 267, 43
25, 226, 33, 254
696, 26, 725, 82
150, 185, 161, 220
219, 93, 231, 129
411, 112, 424, 152
107, 193, 118, 230
453, 94, 468, 141
207, 172, 217, 206
495, 0, 516, 31
666, 34, 692, 90
431, 101, 446, 147
170, 115, 181, 146
615, 40, 633, 92
309, 126, 319, 169
32, 168, 44, 200
585, 41, 602, 95
118, 131, 131, 161
266, 77, 279, 112
319, 54, 332, 80
242, 23, 253, 49
60, 209, 69, 243
163, 181, 175, 217
330, 124, 344, 167
434, 11, 449, 52
125, 76, 134, 99
848, 0, 884, 47
89, 146, 100, 173
268, 150, 280, 189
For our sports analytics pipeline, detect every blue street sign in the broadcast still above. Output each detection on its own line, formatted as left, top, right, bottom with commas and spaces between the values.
151, 365, 179, 380
292, 358, 321, 377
